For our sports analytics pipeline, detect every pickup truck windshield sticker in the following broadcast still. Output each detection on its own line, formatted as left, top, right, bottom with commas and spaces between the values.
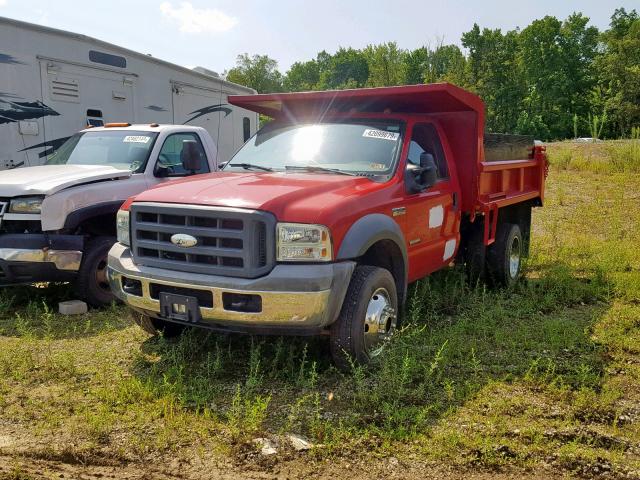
362, 129, 399, 141
123, 136, 151, 143
370, 163, 386, 170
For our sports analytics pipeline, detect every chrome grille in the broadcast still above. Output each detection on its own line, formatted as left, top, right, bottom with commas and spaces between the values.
130, 203, 275, 278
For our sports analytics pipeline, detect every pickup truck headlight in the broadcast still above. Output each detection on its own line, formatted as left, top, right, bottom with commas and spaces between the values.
9, 196, 43, 214
277, 223, 332, 262
116, 209, 130, 246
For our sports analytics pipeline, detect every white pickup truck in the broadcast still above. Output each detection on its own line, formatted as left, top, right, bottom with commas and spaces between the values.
0, 123, 218, 306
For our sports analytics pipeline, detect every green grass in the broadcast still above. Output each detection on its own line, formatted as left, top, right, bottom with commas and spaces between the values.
0, 141, 639, 477
547, 138, 640, 173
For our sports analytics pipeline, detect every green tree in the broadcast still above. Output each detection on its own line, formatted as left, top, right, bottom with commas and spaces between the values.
284, 60, 320, 92
596, 8, 640, 137
424, 43, 468, 87
363, 42, 407, 87
462, 25, 525, 134
225, 54, 283, 93
518, 14, 598, 139
404, 47, 428, 84
319, 47, 369, 89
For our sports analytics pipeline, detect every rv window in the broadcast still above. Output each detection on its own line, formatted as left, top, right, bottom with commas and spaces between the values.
155, 133, 210, 177
89, 50, 127, 68
87, 109, 104, 127
243, 117, 251, 142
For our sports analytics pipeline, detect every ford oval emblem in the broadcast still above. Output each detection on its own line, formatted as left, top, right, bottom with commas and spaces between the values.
171, 233, 198, 248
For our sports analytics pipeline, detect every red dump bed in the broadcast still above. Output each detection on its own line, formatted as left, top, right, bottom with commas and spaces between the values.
229, 83, 546, 216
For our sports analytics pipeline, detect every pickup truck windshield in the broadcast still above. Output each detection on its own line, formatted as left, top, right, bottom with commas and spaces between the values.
225, 120, 404, 175
46, 131, 158, 172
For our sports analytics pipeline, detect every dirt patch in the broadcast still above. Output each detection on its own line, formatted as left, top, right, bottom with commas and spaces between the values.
0, 453, 567, 480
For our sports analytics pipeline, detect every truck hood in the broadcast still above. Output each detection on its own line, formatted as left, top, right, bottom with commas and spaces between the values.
0, 165, 131, 197
133, 172, 384, 222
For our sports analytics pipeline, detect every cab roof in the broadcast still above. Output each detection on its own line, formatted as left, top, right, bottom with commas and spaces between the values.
82, 124, 206, 133
228, 83, 484, 119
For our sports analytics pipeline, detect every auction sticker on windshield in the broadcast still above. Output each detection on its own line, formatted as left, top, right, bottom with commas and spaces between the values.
123, 136, 151, 143
362, 129, 399, 141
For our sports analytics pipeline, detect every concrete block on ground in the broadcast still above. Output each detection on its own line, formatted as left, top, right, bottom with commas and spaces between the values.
58, 300, 88, 315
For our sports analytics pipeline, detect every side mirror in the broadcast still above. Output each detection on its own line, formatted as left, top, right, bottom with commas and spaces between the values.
154, 164, 169, 178
181, 140, 203, 174
419, 152, 438, 189
405, 152, 438, 194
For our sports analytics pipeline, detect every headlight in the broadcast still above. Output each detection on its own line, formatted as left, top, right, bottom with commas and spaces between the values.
116, 209, 130, 246
277, 223, 332, 262
9, 196, 43, 213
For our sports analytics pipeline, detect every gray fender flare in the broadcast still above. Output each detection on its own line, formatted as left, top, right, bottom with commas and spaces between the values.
336, 213, 408, 304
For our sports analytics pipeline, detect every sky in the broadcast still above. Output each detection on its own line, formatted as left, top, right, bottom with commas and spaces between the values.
0, 0, 636, 74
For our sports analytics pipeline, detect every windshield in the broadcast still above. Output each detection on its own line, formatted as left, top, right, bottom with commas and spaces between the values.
46, 130, 158, 172
224, 120, 404, 176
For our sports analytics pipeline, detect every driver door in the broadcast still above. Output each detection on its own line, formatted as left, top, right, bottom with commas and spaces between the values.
153, 132, 210, 183
403, 122, 457, 280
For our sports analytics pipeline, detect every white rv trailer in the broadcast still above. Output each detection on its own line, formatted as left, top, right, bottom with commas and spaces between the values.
0, 16, 258, 170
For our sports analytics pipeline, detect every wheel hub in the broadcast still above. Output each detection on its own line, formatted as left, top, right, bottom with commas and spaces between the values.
96, 258, 110, 292
363, 287, 397, 357
509, 236, 521, 279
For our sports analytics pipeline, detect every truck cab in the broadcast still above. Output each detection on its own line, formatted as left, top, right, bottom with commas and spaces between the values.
0, 123, 218, 306
108, 84, 547, 368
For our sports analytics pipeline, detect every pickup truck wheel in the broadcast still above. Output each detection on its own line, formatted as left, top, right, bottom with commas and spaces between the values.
330, 266, 398, 371
133, 313, 186, 338
74, 236, 116, 308
486, 223, 522, 287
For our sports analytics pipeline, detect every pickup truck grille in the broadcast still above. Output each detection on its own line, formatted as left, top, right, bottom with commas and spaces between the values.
130, 203, 275, 278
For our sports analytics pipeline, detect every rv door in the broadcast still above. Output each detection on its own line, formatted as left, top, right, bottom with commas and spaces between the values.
38, 60, 136, 161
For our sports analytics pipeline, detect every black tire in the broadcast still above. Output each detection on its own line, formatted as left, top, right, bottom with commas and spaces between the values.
486, 223, 523, 287
133, 312, 187, 338
330, 266, 398, 371
74, 236, 116, 307
463, 221, 486, 285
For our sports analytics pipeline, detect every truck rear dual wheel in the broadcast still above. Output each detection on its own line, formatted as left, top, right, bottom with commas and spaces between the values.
330, 266, 398, 371
74, 236, 117, 308
486, 223, 523, 287
133, 313, 187, 338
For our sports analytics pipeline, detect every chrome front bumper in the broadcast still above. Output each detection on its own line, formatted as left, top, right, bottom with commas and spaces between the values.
0, 248, 82, 271
107, 243, 355, 330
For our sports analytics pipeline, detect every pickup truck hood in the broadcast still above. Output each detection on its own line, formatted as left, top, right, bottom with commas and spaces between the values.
133, 171, 383, 222
0, 165, 131, 197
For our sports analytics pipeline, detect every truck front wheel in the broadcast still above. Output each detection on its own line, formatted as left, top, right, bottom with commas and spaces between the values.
74, 236, 117, 307
330, 266, 398, 371
486, 223, 523, 287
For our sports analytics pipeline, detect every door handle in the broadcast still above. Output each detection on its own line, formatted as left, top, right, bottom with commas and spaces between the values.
452, 192, 459, 210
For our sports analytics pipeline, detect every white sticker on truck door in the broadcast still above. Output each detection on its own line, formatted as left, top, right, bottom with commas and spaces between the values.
362, 129, 399, 141
123, 136, 151, 143
429, 205, 444, 228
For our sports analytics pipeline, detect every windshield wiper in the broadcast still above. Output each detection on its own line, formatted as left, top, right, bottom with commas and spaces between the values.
284, 165, 359, 176
226, 162, 274, 172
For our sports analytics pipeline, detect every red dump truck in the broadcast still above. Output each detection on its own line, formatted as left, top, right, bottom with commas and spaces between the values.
107, 83, 547, 369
